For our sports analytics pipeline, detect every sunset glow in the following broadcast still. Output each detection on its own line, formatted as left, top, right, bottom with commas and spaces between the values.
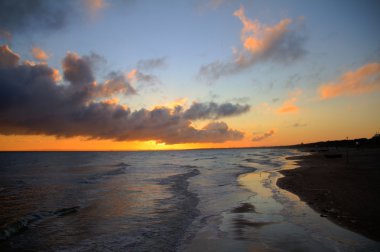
1, 1, 379, 151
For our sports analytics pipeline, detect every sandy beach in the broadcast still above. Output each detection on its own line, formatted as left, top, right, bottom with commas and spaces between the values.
277, 148, 380, 242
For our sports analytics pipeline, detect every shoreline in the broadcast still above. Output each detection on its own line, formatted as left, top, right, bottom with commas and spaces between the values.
277, 148, 380, 242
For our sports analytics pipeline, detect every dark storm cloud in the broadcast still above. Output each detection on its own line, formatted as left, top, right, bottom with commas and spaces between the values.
62, 52, 95, 86
0, 45, 248, 144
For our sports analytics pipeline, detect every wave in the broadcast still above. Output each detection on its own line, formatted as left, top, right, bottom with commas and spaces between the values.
80, 165, 129, 184
114, 162, 129, 167
127, 169, 201, 251
0, 206, 80, 241
243, 158, 256, 163
193, 156, 217, 161
180, 165, 200, 169
237, 164, 258, 171
243, 158, 282, 168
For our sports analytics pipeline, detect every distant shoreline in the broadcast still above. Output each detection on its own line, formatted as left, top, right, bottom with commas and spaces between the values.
277, 148, 380, 242
1, 134, 379, 152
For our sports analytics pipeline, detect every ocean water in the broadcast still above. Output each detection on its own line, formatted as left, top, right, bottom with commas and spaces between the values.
0, 149, 379, 251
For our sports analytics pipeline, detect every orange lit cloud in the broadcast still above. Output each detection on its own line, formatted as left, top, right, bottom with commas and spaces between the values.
319, 62, 380, 99
52, 68, 62, 82
154, 97, 189, 110
101, 98, 128, 109
127, 68, 138, 80
199, 6, 306, 82
168, 97, 188, 108
234, 7, 292, 55
277, 89, 301, 114
102, 97, 119, 105
252, 129, 275, 141
126, 68, 159, 86
86, 0, 108, 14
31, 47, 49, 61
277, 99, 298, 113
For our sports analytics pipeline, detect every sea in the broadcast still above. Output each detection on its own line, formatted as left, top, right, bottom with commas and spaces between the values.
0, 149, 379, 251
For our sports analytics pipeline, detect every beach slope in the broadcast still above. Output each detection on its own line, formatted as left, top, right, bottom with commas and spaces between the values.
277, 148, 380, 241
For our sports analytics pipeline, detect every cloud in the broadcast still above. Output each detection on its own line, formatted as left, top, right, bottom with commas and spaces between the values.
292, 122, 307, 128
198, 6, 306, 82
31, 47, 49, 61
98, 72, 137, 97
0, 29, 12, 42
252, 129, 275, 142
277, 89, 301, 114
0, 0, 71, 33
0, 45, 248, 144
127, 57, 166, 87
0, 0, 119, 35
0, 45, 19, 68
285, 73, 301, 88
154, 98, 188, 110
127, 68, 160, 87
272, 97, 280, 103
85, 0, 108, 14
277, 98, 298, 113
137, 57, 167, 71
183, 102, 250, 120
252, 102, 273, 114
196, 0, 237, 12
229, 96, 250, 103
318, 62, 380, 99
62, 52, 96, 86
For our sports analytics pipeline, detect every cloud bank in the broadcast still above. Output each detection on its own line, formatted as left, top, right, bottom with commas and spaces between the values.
0, 45, 249, 144
318, 62, 380, 99
199, 6, 306, 82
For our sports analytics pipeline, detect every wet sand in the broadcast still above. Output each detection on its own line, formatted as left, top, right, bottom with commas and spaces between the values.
277, 148, 380, 242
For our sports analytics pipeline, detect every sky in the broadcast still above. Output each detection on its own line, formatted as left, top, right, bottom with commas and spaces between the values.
0, 0, 380, 151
